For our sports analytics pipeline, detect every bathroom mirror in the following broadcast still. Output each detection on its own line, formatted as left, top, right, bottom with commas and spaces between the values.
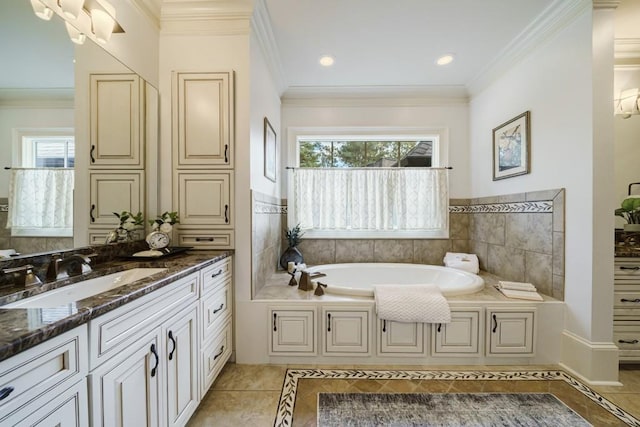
0, 0, 158, 259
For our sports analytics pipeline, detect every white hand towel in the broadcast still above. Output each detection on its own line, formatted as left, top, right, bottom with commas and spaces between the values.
443, 253, 479, 274
495, 287, 543, 301
498, 281, 537, 292
373, 284, 451, 324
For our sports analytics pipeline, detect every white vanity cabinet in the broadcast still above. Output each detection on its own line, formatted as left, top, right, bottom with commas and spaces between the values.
614, 258, 640, 362
0, 326, 88, 427
431, 308, 482, 356
269, 306, 317, 355
486, 308, 536, 356
322, 306, 372, 355
377, 319, 425, 356
88, 171, 145, 227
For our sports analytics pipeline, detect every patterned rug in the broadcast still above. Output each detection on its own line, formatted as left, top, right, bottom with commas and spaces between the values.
317, 392, 590, 426
273, 369, 640, 427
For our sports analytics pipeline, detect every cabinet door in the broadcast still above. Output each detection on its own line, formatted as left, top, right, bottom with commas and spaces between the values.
164, 303, 199, 427
432, 309, 481, 356
322, 307, 371, 355
90, 328, 162, 427
174, 172, 232, 227
486, 309, 536, 356
90, 74, 143, 167
269, 308, 316, 355
89, 171, 144, 226
173, 72, 234, 168
378, 319, 424, 355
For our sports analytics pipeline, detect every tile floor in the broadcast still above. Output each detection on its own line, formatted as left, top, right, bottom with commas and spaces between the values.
187, 363, 640, 426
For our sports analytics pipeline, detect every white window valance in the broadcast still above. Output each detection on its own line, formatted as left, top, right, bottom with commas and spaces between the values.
291, 168, 449, 238
7, 168, 74, 237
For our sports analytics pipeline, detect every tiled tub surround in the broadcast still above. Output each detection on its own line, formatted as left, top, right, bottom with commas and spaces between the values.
269, 189, 565, 300
251, 191, 286, 297
0, 247, 232, 361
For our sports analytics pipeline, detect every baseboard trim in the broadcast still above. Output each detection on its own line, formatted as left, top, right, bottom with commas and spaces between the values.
561, 330, 620, 384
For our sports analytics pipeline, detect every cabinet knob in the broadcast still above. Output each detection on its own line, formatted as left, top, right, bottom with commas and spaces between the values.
224, 205, 229, 223
492, 314, 498, 333
621, 298, 640, 303
273, 313, 277, 332
0, 386, 14, 401
327, 313, 332, 332
620, 266, 640, 271
382, 319, 386, 333
195, 237, 214, 242
168, 331, 177, 361
90, 204, 96, 223
618, 339, 639, 345
224, 144, 229, 163
211, 269, 223, 278
213, 345, 225, 360
90, 145, 96, 163
213, 303, 224, 314
150, 344, 159, 377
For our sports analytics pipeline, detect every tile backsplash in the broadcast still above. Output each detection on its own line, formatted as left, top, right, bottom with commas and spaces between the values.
251, 188, 565, 300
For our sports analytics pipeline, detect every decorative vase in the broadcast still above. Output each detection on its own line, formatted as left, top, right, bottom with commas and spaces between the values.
279, 246, 304, 270
624, 223, 640, 232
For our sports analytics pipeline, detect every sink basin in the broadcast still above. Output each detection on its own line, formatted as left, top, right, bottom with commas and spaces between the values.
2, 268, 167, 309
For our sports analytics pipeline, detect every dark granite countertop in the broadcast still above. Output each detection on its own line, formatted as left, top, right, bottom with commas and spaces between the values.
0, 250, 232, 362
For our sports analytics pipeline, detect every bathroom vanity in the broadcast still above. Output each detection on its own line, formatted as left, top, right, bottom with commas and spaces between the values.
0, 250, 233, 427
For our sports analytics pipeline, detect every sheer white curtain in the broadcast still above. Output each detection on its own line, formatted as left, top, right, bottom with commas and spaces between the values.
7, 168, 74, 236
292, 168, 448, 235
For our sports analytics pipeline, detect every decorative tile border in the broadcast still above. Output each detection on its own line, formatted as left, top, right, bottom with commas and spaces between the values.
274, 369, 640, 427
254, 200, 287, 214
450, 201, 552, 214
0, 204, 7, 212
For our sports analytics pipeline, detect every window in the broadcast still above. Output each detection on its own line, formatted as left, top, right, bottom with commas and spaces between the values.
288, 130, 449, 239
6, 131, 75, 237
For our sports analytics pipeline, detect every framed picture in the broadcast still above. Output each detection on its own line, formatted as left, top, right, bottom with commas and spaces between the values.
492, 111, 530, 181
264, 117, 276, 182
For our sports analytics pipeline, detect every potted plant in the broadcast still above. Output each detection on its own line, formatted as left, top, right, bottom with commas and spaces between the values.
615, 196, 640, 231
279, 223, 305, 269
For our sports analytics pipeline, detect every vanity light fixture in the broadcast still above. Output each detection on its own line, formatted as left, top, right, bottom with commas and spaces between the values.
59, 0, 84, 20
30, 0, 53, 21
615, 88, 640, 119
65, 21, 86, 45
90, 7, 115, 44
319, 55, 335, 67
436, 54, 455, 66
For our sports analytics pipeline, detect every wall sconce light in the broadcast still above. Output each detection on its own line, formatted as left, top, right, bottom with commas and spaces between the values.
31, 0, 123, 45
615, 88, 640, 119
30, 0, 54, 20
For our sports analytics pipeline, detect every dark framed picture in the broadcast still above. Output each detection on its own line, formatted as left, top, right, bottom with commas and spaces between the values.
264, 117, 276, 182
492, 111, 530, 181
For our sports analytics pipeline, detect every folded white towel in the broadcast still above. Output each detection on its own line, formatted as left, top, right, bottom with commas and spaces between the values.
498, 281, 537, 292
373, 284, 451, 323
0, 249, 16, 258
495, 287, 543, 301
443, 252, 479, 274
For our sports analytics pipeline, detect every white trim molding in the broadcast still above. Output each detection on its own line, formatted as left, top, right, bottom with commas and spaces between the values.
560, 329, 620, 385
251, 0, 287, 95
0, 88, 74, 109
160, 0, 253, 35
592, 0, 622, 9
615, 38, 640, 61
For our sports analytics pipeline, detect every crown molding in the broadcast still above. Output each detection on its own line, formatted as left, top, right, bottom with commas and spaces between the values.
129, 0, 162, 30
282, 85, 469, 107
0, 89, 74, 109
592, 0, 621, 9
251, 0, 287, 95
615, 38, 640, 60
467, 0, 589, 97
160, 0, 253, 35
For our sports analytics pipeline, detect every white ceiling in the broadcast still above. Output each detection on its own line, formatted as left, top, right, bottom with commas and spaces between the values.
264, 0, 557, 90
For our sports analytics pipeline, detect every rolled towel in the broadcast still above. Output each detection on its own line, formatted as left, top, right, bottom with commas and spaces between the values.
374, 284, 451, 324
443, 252, 479, 274
498, 281, 537, 292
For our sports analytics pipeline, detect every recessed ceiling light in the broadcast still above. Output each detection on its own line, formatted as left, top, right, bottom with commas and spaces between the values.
319, 55, 335, 67
436, 54, 455, 66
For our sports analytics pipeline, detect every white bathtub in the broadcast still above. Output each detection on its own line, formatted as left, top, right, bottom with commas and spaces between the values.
306, 263, 484, 297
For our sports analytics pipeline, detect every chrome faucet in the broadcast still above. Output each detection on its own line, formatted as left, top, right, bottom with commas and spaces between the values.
298, 270, 326, 292
47, 253, 97, 280
1, 264, 43, 287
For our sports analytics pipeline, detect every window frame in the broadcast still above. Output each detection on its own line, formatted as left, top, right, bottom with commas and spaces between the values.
286, 127, 450, 239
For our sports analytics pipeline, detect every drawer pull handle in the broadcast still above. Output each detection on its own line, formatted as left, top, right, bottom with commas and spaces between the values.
90, 204, 95, 223
196, 237, 214, 242
90, 145, 96, 163
621, 298, 640, 303
214, 345, 225, 360
618, 339, 639, 344
492, 314, 498, 333
382, 319, 386, 333
273, 313, 277, 332
437, 323, 442, 333
213, 303, 224, 314
224, 144, 229, 163
620, 266, 640, 271
224, 205, 229, 223
168, 331, 177, 361
211, 269, 223, 278
150, 344, 159, 377
327, 313, 332, 332
0, 386, 14, 401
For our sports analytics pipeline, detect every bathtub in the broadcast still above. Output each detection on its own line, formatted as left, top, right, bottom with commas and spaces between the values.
306, 263, 484, 297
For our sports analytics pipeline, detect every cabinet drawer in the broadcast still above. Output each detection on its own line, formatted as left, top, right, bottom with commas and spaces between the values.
0, 326, 87, 423
200, 320, 232, 397
89, 274, 198, 369
201, 280, 232, 342
177, 231, 234, 249
200, 256, 232, 295
614, 330, 640, 351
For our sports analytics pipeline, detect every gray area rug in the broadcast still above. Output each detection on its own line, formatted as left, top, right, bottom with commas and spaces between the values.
317, 393, 592, 427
